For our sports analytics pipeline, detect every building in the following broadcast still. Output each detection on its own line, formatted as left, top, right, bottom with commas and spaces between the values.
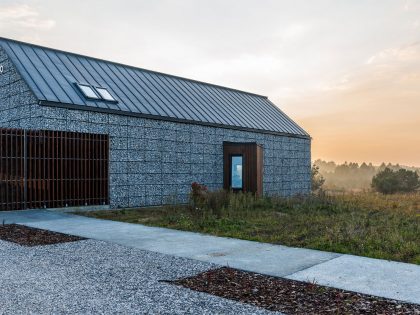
0, 37, 311, 211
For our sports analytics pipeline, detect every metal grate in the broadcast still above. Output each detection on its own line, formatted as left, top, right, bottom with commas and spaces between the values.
0, 128, 109, 211
0, 128, 25, 211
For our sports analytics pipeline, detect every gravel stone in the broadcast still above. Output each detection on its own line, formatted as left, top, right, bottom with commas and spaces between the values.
0, 239, 277, 314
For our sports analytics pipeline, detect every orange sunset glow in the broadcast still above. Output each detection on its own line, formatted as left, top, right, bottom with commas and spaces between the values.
294, 42, 420, 166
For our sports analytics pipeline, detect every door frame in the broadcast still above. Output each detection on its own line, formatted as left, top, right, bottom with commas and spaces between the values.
223, 142, 263, 195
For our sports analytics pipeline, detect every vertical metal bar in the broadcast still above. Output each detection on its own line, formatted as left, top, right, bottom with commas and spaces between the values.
5, 129, 8, 210
13, 131, 16, 210
15, 130, 18, 210
52, 131, 56, 208
36, 132, 39, 208
61, 131, 64, 207
71, 132, 75, 206
30, 131, 34, 209
87, 135, 93, 203
37, 131, 41, 209
86, 134, 93, 204
0, 129, 2, 211
95, 134, 98, 205
83, 132, 87, 205
23, 130, 27, 210
77, 132, 81, 206
44, 131, 48, 208
98, 134, 101, 205
105, 135, 108, 205
75, 132, 77, 206
63, 131, 67, 207
49, 131, 53, 208
0, 129, 3, 211
56, 131, 59, 208
27, 131, 31, 209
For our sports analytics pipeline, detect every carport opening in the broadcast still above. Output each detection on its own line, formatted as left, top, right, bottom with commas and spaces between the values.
0, 128, 109, 211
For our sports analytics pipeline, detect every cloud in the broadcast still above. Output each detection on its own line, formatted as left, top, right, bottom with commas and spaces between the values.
403, 0, 420, 11
306, 42, 420, 97
293, 42, 420, 165
277, 23, 309, 41
366, 42, 420, 65
0, 4, 55, 31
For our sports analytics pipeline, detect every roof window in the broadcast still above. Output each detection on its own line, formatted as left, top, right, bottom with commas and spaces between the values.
95, 87, 117, 102
76, 83, 118, 103
76, 83, 100, 99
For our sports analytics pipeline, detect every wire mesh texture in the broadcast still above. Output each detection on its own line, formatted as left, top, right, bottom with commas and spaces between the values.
0, 128, 109, 211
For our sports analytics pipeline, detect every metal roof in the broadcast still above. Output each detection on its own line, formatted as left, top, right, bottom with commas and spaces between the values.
0, 37, 309, 138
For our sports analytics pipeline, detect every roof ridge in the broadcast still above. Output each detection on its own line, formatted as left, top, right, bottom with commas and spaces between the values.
0, 36, 268, 99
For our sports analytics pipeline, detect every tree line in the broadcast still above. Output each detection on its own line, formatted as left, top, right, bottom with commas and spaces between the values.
313, 159, 420, 192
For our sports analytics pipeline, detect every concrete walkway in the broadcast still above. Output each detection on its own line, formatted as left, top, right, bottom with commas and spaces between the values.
1, 210, 419, 305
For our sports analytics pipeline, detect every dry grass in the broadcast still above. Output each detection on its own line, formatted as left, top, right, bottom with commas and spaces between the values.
79, 191, 420, 264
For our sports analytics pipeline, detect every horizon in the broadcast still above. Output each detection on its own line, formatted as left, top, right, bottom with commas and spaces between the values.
1, 0, 419, 165
314, 158, 420, 169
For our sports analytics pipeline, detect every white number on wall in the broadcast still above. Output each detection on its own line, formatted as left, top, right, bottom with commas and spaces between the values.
0, 65, 3, 74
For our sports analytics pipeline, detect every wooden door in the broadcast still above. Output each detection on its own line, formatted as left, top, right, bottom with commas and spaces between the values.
223, 142, 263, 195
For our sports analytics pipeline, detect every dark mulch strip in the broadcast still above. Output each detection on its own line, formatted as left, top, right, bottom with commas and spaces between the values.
0, 224, 85, 246
169, 267, 420, 315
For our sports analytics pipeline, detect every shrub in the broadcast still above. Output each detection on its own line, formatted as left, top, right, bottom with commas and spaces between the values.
206, 189, 230, 218
372, 168, 420, 194
311, 164, 325, 191
189, 182, 208, 210
188, 183, 261, 219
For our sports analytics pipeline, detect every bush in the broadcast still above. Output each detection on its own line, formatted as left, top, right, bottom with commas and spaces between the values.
206, 189, 230, 218
189, 182, 208, 209
372, 168, 420, 194
188, 183, 263, 219
311, 164, 325, 191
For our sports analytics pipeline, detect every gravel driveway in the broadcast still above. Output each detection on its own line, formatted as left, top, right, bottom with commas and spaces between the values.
0, 239, 277, 315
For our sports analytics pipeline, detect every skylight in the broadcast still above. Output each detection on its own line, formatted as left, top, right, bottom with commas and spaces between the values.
75, 83, 118, 103
95, 87, 117, 102
77, 83, 100, 99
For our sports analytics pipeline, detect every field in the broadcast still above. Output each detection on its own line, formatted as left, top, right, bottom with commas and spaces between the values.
80, 192, 420, 265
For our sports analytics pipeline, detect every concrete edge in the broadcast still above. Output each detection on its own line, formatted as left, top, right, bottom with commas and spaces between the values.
46, 205, 111, 213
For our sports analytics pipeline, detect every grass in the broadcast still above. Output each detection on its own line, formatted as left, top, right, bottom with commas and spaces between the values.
79, 191, 420, 265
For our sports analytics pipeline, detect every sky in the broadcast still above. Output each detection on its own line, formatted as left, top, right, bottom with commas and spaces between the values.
1, 0, 420, 166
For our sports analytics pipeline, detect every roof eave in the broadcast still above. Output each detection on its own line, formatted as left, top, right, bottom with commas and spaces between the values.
38, 100, 311, 140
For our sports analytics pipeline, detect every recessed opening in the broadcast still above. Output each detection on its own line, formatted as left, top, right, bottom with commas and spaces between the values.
224, 142, 263, 195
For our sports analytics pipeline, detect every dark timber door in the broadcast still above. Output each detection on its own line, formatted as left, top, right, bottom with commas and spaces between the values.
223, 142, 263, 195
0, 128, 109, 211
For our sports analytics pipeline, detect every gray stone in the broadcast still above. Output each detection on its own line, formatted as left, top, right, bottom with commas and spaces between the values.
0, 46, 311, 209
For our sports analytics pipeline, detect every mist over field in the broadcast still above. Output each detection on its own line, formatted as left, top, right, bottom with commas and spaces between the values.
314, 159, 420, 192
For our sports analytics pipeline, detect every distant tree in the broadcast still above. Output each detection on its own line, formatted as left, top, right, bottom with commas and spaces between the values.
396, 169, 420, 192
371, 168, 420, 194
311, 164, 325, 191
378, 162, 387, 172
360, 162, 368, 169
313, 159, 336, 173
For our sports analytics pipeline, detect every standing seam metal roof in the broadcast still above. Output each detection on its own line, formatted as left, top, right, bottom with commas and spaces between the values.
0, 37, 309, 138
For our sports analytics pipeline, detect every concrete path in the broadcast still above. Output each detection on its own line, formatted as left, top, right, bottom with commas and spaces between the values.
1, 210, 419, 305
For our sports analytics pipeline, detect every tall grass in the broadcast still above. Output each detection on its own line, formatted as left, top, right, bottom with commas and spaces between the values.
81, 191, 420, 264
